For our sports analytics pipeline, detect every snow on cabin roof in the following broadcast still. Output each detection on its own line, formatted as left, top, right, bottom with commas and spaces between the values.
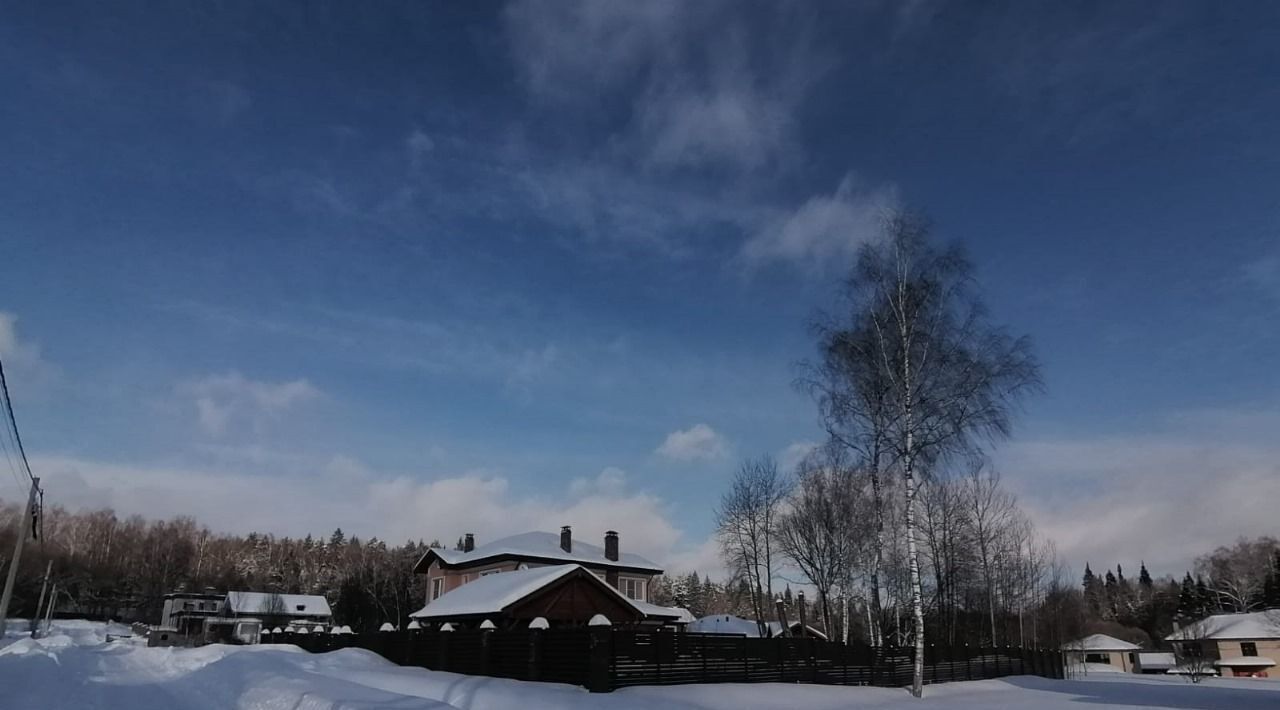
632, 601, 695, 623
1215, 656, 1276, 668
226, 591, 332, 618
1063, 633, 1141, 651
1136, 652, 1176, 669
1164, 612, 1280, 641
687, 615, 768, 637
411, 563, 663, 622
411, 565, 577, 619
416, 531, 662, 573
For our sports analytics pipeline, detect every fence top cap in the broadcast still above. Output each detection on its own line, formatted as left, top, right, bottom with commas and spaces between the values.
588, 614, 612, 627
529, 617, 550, 630
440, 623, 455, 632
480, 619, 497, 630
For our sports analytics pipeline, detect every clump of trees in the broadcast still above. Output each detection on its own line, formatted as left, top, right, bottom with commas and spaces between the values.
718, 212, 1044, 696
0, 502, 430, 631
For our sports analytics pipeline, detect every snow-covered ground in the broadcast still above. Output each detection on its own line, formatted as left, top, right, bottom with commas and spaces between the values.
3, 620, 1277, 709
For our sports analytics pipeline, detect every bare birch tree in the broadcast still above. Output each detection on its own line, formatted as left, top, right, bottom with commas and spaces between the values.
715, 456, 788, 637
833, 212, 1040, 697
776, 443, 873, 635
803, 314, 894, 645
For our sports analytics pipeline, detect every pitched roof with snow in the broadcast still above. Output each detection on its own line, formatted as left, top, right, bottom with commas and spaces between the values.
226, 591, 332, 618
1164, 612, 1280, 641
413, 531, 662, 574
409, 563, 673, 622
1062, 633, 1141, 651
687, 615, 767, 637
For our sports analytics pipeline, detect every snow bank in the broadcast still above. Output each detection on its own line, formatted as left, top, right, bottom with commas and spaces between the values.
2, 619, 1278, 710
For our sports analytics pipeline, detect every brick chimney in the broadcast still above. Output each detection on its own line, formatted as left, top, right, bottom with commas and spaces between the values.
463, 533, 475, 552
604, 531, 619, 561
560, 525, 572, 553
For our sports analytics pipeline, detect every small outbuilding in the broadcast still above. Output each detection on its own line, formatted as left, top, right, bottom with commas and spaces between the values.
1062, 633, 1141, 673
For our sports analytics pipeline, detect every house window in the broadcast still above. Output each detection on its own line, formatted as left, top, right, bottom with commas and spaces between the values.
619, 577, 646, 601
1084, 653, 1111, 665
1241, 642, 1258, 657
431, 578, 445, 600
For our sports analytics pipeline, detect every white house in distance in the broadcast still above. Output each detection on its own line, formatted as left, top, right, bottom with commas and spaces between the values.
225, 591, 334, 630
1165, 611, 1280, 679
1061, 634, 1141, 673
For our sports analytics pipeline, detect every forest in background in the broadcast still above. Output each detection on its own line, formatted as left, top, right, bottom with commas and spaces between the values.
2, 499, 1274, 642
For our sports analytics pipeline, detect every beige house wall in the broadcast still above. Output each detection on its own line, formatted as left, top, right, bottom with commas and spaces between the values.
1212, 639, 1280, 679
421, 559, 657, 606
1066, 649, 1136, 672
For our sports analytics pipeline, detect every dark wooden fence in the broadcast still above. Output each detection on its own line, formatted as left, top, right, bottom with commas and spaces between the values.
265, 629, 1065, 692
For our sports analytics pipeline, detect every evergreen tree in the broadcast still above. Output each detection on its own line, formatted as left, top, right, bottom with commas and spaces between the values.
1265, 551, 1280, 608
1103, 570, 1118, 618
1175, 572, 1197, 621
1083, 564, 1105, 617
1194, 576, 1214, 616
329, 528, 345, 548
1138, 563, 1153, 591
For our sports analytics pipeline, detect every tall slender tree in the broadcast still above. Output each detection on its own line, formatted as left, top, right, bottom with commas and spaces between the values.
818, 212, 1041, 696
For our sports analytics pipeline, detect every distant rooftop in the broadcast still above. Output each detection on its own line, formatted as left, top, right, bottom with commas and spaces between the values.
414, 531, 662, 573
1165, 611, 1280, 641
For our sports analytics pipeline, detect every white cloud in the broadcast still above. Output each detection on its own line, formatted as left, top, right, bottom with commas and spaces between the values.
32, 453, 697, 571
503, 1, 825, 172
406, 129, 434, 172
778, 440, 819, 472
656, 423, 729, 462
568, 466, 628, 498
1244, 253, 1280, 302
739, 175, 899, 273
997, 424, 1280, 577
0, 313, 45, 373
0, 312, 56, 387
176, 372, 321, 437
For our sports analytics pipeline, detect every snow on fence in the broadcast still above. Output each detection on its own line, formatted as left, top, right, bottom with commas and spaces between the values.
265, 628, 1066, 692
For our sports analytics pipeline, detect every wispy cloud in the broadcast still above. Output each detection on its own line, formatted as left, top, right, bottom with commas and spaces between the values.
176, 372, 321, 437
406, 128, 434, 172
1243, 252, 1280, 302
997, 410, 1280, 576
504, 0, 828, 173
656, 423, 729, 462
739, 174, 898, 273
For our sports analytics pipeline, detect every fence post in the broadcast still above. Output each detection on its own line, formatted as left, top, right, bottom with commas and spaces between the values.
869, 644, 878, 687
528, 629, 542, 682
808, 638, 817, 683
587, 626, 612, 692
439, 630, 451, 672
479, 629, 492, 677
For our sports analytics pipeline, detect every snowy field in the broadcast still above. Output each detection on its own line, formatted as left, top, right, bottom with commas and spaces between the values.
2, 621, 1277, 709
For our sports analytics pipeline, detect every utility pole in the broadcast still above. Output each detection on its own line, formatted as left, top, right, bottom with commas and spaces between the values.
0, 476, 38, 637
31, 559, 52, 638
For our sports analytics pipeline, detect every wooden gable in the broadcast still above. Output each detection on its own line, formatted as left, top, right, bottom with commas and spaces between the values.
506, 568, 642, 624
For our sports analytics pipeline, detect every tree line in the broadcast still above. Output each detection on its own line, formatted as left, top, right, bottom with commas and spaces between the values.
1070, 536, 1280, 647
0, 502, 431, 631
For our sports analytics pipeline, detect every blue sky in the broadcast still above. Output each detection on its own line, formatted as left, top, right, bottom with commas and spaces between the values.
1, 1, 1277, 576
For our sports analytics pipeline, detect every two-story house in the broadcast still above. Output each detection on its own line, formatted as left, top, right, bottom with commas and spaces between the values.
410, 526, 687, 628
1165, 611, 1280, 679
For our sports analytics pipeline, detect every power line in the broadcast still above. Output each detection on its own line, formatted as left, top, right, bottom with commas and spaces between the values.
0, 355, 36, 484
